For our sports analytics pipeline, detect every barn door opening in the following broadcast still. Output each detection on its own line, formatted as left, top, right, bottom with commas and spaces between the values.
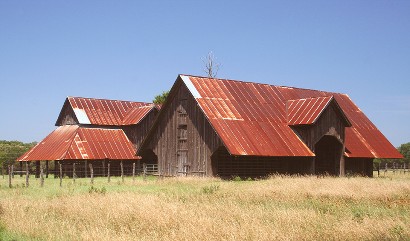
314, 135, 343, 175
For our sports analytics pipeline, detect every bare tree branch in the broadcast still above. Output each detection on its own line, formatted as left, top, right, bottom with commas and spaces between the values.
202, 51, 220, 78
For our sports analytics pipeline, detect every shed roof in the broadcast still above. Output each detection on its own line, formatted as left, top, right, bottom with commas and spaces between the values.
56, 97, 155, 126
178, 74, 402, 159
17, 125, 139, 161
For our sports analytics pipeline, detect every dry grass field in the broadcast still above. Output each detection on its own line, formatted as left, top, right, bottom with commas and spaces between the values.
0, 173, 409, 241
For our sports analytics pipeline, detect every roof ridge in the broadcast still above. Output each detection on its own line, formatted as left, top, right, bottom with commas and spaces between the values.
67, 96, 153, 105
180, 74, 348, 95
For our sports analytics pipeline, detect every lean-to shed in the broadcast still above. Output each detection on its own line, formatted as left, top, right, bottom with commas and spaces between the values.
137, 75, 402, 178
18, 97, 159, 177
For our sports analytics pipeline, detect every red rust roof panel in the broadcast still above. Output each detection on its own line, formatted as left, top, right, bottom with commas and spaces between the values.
181, 74, 400, 159
17, 126, 140, 161
122, 105, 155, 125
65, 97, 152, 126
287, 96, 333, 125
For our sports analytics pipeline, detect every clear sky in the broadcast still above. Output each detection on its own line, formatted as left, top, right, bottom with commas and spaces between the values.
0, 1, 409, 147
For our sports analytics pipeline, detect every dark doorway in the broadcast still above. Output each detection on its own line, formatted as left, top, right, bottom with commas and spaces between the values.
314, 135, 343, 175
139, 149, 158, 165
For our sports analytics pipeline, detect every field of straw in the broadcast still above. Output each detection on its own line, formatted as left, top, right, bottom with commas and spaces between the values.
0, 173, 409, 240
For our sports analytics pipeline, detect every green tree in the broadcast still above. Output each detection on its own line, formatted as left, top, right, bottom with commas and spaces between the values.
0, 140, 37, 169
153, 91, 170, 105
397, 142, 410, 164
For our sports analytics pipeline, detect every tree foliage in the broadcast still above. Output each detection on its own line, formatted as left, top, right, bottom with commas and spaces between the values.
0, 140, 37, 168
153, 91, 170, 105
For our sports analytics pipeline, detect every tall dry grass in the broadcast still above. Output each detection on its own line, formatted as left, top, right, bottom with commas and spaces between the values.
0, 174, 409, 240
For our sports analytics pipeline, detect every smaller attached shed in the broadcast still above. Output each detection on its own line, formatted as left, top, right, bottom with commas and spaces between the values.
137, 75, 402, 178
18, 96, 159, 177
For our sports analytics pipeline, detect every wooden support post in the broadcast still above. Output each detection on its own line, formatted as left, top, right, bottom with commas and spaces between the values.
132, 162, 136, 182
35, 161, 40, 178
25, 162, 29, 187
143, 163, 147, 181
40, 166, 44, 187
120, 161, 124, 183
59, 163, 63, 187
73, 163, 76, 183
377, 163, 380, 177
107, 162, 111, 183
54, 161, 58, 178
84, 160, 88, 178
45, 161, 49, 178
20, 161, 23, 177
8, 165, 12, 188
102, 159, 106, 177
89, 163, 94, 185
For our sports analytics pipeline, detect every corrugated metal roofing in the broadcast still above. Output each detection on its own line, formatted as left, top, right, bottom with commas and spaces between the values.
181, 74, 402, 159
287, 96, 333, 125
122, 106, 154, 125
61, 97, 153, 126
17, 126, 140, 161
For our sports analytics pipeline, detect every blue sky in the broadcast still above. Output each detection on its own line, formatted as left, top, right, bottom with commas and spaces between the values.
0, 1, 409, 147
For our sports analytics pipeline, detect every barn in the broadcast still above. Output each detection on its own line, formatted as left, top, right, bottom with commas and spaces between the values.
18, 97, 158, 177
137, 75, 402, 178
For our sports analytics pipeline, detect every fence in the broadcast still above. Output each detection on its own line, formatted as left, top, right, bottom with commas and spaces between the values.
3, 162, 159, 188
374, 162, 409, 176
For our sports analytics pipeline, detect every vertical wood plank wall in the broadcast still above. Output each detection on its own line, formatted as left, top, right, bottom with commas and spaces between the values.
141, 81, 223, 176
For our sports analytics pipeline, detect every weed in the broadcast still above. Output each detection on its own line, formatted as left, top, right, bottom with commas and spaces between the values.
201, 184, 220, 194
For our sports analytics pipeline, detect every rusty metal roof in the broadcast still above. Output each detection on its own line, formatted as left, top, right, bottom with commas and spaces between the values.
17, 126, 140, 161
122, 106, 155, 125
180, 74, 402, 159
57, 97, 153, 126
287, 96, 333, 125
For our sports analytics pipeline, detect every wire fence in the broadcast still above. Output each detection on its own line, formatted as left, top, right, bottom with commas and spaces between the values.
374, 162, 409, 176
2, 162, 159, 188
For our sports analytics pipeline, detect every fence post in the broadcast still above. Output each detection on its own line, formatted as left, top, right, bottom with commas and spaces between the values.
89, 163, 94, 185
8, 165, 12, 188
143, 163, 147, 181
59, 163, 63, 187
73, 163, 76, 183
132, 162, 136, 182
25, 162, 29, 187
120, 161, 124, 183
40, 166, 44, 187
107, 162, 111, 183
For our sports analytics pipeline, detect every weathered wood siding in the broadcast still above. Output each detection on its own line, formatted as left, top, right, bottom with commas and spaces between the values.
56, 102, 78, 126
122, 109, 158, 148
345, 158, 373, 177
140, 81, 223, 176
213, 147, 313, 178
291, 102, 347, 151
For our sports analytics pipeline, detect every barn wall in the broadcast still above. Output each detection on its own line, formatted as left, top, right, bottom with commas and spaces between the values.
292, 102, 346, 151
345, 158, 373, 177
122, 109, 158, 148
212, 147, 313, 178
140, 81, 223, 176
56, 103, 78, 126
